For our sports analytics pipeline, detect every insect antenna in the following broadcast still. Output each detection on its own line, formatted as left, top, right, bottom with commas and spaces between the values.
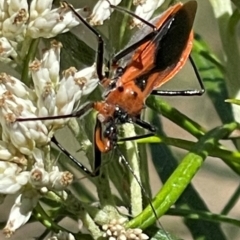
114, 146, 170, 239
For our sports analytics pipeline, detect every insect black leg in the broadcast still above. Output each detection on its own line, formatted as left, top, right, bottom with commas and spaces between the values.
117, 116, 156, 141
151, 55, 205, 96
50, 117, 104, 178
132, 116, 156, 132
51, 136, 97, 177
64, 2, 105, 81
119, 133, 155, 142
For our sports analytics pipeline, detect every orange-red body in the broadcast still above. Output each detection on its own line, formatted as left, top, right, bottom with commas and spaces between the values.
94, 1, 197, 152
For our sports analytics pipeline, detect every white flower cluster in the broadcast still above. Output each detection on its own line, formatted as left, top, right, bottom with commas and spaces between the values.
0, 0, 163, 238
0, 39, 98, 237
102, 218, 149, 240
29, 40, 98, 127
0, 0, 89, 63
0, 0, 99, 237
89, 0, 164, 27
3, 162, 73, 238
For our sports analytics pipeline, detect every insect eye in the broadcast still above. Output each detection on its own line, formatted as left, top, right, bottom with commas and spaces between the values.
116, 67, 124, 75
109, 80, 116, 89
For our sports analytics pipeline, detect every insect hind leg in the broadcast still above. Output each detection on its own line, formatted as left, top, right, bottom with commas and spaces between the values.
151, 55, 205, 96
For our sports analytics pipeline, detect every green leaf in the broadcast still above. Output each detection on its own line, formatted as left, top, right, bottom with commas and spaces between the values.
55, 31, 95, 70
146, 96, 206, 138
21, 38, 40, 86
168, 208, 240, 227
141, 106, 226, 238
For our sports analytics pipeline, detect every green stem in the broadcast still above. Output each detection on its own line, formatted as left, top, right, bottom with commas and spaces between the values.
122, 123, 143, 216
33, 202, 67, 233
126, 122, 239, 229
221, 184, 240, 214
81, 209, 103, 240
95, 167, 121, 223
208, 0, 240, 97
134, 135, 240, 174
96, 168, 115, 206
146, 96, 206, 138
108, 154, 130, 204
167, 208, 240, 227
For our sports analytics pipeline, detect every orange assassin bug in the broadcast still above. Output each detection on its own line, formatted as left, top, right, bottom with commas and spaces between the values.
18, 0, 205, 177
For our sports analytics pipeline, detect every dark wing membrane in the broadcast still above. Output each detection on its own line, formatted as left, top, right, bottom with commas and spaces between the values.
153, 1, 197, 72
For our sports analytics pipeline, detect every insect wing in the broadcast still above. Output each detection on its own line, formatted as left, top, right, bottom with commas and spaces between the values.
119, 1, 197, 92
151, 0, 197, 89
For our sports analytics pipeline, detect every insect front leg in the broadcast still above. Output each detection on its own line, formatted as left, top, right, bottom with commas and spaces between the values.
51, 136, 97, 177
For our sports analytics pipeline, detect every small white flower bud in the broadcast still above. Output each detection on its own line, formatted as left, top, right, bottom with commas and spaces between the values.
0, 161, 29, 194
30, 60, 53, 99
0, 140, 15, 160
29, 162, 50, 187
118, 234, 127, 240
49, 166, 73, 190
27, 5, 86, 38
42, 40, 62, 85
3, 118, 49, 155
0, 37, 17, 60
30, 41, 62, 117
139, 233, 149, 240
0, 72, 32, 98
29, 0, 53, 21
0, 92, 49, 155
2, 8, 28, 41
7, 0, 28, 16
102, 218, 149, 240
131, 0, 164, 27
3, 191, 39, 237
56, 64, 98, 116
89, 0, 122, 25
